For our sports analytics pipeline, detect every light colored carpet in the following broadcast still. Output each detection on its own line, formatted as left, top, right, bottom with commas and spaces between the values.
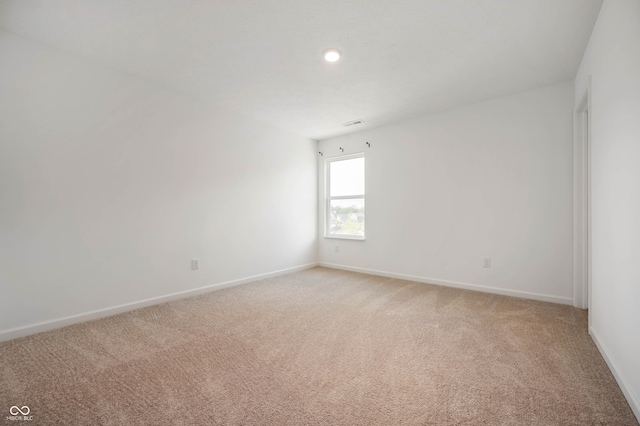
0, 267, 637, 425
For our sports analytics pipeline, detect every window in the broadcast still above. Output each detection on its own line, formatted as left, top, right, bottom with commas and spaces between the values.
325, 153, 365, 239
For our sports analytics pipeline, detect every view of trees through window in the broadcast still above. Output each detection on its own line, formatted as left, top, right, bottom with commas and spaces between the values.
327, 155, 364, 237
329, 199, 364, 236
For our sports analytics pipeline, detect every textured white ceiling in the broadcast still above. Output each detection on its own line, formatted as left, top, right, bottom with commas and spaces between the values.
0, 0, 602, 140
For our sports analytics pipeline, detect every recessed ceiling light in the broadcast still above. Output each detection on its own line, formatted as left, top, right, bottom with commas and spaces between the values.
323, 48, 342, 62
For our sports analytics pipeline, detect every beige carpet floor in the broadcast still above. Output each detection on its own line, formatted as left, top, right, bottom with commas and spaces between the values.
1, 267, 637, 425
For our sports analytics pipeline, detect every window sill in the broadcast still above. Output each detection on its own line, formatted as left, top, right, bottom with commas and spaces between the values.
324, 235, 366, 241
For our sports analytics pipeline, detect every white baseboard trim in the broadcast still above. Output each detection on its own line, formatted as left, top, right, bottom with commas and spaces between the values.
590, 327, 640, 422
319, 263, 573, 305
0, 262, 318, 343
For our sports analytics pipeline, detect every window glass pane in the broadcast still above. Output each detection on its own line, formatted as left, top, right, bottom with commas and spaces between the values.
330, 157, 364, 196
329, 198, 364, 236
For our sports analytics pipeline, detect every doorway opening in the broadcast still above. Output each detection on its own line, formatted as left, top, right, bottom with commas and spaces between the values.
574, 81, 591, 328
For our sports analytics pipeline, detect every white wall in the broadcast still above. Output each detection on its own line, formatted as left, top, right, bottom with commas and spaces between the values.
0, 31, 318, 339
574, 0, 640, 420
318, 82, 574, 304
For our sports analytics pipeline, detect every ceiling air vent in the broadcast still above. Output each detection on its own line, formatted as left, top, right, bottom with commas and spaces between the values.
343, 119, 365, 127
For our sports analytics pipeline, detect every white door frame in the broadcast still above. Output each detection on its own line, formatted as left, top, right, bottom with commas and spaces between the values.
573, 78, 591, 325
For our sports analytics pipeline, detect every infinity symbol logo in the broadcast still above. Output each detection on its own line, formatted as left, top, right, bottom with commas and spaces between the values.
10, 406, 30, 415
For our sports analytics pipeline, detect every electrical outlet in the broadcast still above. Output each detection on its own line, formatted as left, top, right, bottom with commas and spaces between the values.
335, 245, 340, 253
191, 258, 200, 270
483, 258, 491, 268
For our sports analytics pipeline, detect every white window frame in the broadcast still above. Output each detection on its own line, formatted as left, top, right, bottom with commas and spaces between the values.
324, 152, 365, 240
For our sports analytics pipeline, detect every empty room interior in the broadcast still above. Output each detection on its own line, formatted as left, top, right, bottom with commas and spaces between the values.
1, 0, 639, 424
